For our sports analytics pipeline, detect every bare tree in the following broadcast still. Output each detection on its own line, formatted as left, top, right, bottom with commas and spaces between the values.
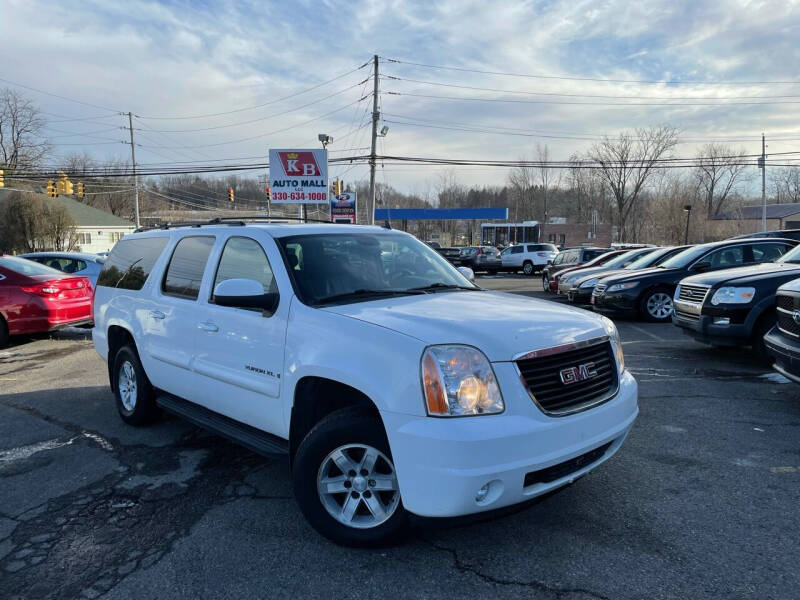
771, 167, 800, 204
0, 88, 50, 169
588, 126, 679, 242
507, 160, 534, 225
0, 192, 76, 252
694, 143, 751, 217
536, 143, 559, 224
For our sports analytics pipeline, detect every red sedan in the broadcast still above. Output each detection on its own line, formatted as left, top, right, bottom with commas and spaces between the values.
0, 256, 93, 347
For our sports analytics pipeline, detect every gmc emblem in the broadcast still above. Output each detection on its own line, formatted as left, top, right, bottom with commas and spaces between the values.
560, 362, 598, 385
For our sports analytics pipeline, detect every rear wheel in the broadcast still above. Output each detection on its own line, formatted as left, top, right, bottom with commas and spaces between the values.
293, 408, 407, 547
523, 261, 534, 276
0, 316, 8, 349
639, 287, 674, 322
113, 344, 160, 425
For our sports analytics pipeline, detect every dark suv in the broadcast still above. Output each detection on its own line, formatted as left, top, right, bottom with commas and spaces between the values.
672, 242, 800, 358
593, 238, 798, 322
764, 278, 800, 382
541, 247, 613, 292
458, 246, 502, 274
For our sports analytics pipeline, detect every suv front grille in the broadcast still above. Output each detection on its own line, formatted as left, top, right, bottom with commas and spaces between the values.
678, 284, 710, 304
776, 294, 796, 312
516, 340, 618, 415
592, 284, 607, 297
674, 308, 700, 321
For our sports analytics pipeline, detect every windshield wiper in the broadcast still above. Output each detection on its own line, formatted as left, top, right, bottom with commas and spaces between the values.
407, 282, 480, 292
317, 289, 426, 304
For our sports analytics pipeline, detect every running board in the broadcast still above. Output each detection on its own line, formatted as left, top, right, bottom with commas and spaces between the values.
156, 394, 289, 457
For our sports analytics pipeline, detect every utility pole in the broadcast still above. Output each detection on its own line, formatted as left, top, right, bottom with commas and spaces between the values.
761, 133, 767, 232
368, 54, 379, 225
126, 112, 140, 228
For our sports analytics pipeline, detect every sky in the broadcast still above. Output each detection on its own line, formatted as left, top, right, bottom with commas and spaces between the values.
2, 0, 800, 198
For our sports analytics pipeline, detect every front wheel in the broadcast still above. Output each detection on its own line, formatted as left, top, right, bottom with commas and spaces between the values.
639, 287, 674, 322
0, 317, 8, 349
542, 274, 551, 293
293, 408, 407, 547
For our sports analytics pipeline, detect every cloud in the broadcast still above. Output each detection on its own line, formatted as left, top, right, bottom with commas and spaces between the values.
1, 0, 798, 194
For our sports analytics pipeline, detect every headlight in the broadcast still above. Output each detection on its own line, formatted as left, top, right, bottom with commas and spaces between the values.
579, 277, 598, 289
421, 345, 504, 416
607, 281, 639, 293
600, 316, 625, 374
710, 286, 755, 305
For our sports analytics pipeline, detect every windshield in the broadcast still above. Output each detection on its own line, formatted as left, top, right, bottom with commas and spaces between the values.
778, 244, 800, 264
622, 248, 666, 270
603, 249, 651, 269
277, 232, 478, 306
0, 256, 64, 277
659, 245, 713, 269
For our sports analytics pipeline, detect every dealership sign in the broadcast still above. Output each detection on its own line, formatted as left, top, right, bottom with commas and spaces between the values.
268, 149, 328, 204
331, 192, 357, 223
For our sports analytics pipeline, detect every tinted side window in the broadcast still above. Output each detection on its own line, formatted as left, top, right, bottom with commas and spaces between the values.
511, 246, 524, 254
706, 246, 744, 269
212, 237, 277, 301
97, 237, 169, 290
553, 253, 564, 265
162, 236, 215, 300
565, 250, 578, 264
752, 243, 789, 263
582, 250, 603, 262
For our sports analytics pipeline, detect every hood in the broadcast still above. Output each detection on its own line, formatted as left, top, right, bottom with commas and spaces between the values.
601, 266, 674, 284
563, 265, 613, 282
680, 262, 800, 287
322, 290, 607, 362
574, 267, 631, 284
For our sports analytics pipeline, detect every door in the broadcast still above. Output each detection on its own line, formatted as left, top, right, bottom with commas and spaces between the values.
192, 235, 289, 436
506, 245, 524, 267
751, 242, 792, 264
140, 235, 216, 402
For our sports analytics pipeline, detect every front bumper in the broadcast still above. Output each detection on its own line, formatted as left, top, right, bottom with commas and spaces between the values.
567, 288, 594, 305
382, 368, 638, 518
591, 291, 638, 316
672, 312, 750, 346
764, 326, 800, 383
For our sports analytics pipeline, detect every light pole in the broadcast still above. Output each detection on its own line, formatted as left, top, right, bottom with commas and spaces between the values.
683, 204, 692, 244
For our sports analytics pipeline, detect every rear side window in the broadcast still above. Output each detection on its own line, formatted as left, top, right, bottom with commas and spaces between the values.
97, 237, 169, 290
582, 249, 603, 261
162, 236, 215, 300
752, 243, 790, 263
212, 237, 277, 300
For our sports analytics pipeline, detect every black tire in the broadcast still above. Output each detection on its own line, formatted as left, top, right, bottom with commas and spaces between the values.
293, 407, 408, 547
542, 273, 552, 293
0, 316, 8, 349
751, 313, 776, 364
112, 344, 159, 426
523, 261, 534, 276
638, 286, 674, 322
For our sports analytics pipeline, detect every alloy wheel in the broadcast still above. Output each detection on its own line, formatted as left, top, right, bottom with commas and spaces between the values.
118, 360, 138, 411
647, 292, 674, 320
317, 444, 400, 529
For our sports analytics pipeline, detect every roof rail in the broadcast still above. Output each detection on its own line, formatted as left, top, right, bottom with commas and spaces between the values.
133, 215, 336, 233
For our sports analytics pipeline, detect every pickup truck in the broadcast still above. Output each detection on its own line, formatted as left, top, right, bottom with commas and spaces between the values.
92, 221, 638, 546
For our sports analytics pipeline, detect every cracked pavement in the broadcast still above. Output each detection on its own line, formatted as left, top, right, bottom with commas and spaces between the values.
1, 278, 799, 599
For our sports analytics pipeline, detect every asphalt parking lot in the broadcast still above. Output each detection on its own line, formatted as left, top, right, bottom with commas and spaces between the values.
2, 274, 799, 599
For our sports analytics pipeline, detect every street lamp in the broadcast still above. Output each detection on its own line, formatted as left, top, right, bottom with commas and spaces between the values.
683, 205, 692, 244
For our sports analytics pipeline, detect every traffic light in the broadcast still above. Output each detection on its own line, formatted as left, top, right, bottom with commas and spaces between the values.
56, 173, 73, 196
76, 181, 85, 199
228, 187, 234, 202
265, 186, 271, 201
0, 169, 4, 188
46, 180, 57, 198
332, 179, 343, 196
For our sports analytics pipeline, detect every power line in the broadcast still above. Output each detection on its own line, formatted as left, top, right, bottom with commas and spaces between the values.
383, 75, 800, 101
382, 57, 800, 85
135, 61, 371, 120
0, 76, 122, 112
385, 90, 800, 107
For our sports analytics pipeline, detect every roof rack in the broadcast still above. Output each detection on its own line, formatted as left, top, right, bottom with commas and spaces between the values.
133, 215, 337, 233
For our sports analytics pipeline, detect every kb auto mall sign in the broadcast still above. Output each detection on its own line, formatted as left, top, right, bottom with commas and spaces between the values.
268, 149, 328, 204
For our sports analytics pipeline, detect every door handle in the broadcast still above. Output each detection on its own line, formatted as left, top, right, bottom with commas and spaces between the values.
198, 321, 219, 333
150, 310, 165, 320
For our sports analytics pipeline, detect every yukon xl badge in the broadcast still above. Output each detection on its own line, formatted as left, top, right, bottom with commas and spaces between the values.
560, 362, 597, 385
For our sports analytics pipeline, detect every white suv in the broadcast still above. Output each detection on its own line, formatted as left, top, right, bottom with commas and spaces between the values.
92, 221, 638, 546
500, 243, 558, 275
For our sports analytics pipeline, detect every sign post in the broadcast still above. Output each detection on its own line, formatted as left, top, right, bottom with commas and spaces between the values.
331, 192, 357, 224
268, 149, 329, 209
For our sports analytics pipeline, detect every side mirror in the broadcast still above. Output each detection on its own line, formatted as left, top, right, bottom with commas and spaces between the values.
692, 261, 712, 273
457, 266, 475, 282
213, 278, 278, 313
547, 259, 553, 265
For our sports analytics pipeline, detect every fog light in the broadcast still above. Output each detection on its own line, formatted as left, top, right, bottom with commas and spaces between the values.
475, 484, 490, 503
713, 317, 730, 325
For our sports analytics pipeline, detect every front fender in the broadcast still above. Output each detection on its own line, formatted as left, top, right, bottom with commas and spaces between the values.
282, 299, 427, 431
